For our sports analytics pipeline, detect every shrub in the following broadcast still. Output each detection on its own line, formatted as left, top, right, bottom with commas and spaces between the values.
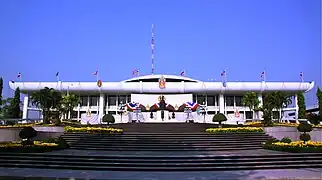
280, 137, 292, 143
300, 133, 311, 142
206, 127, 263, 133
102, 114, 115, 124
297, 122, 313, 133
19, 127, 38, 145
265, 138, 279, 145
306, 113, 321, 125
212, 113, 227, 127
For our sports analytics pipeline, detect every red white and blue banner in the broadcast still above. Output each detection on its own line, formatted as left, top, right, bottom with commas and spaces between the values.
126, 102, 141, 110
184, 102, 199, 110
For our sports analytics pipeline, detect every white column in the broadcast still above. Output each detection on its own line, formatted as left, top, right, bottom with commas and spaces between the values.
99, 94, 105, 123
77, 104, 80, 121
258, 94, 263, 120
219, 94, 224, 114
294, 94, 298, 119
22, 95, 29, 120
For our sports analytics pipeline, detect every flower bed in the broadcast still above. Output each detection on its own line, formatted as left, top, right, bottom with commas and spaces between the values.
0, 138, 67, 153
264, 141, 322, 153
64, 126, 123, 133
206, 127, 263, 133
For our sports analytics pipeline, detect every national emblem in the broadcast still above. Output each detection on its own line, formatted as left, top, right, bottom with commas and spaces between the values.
159, 75, 166, 89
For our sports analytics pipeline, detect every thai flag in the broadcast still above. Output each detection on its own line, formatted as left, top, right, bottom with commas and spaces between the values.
126, 102, 140, 110
185, 102, 199, 110
93, 70, 98, 76
132, 69, 139, 76
220, 70, 226, 76
17, 72, 21, 78
180, 71, 185, 76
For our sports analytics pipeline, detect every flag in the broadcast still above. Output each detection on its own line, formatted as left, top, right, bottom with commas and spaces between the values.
132, 69, 139, 76
17, 72, 21, 78
220, 70, 226, 76
300, 72, 304, 82
260, 71, 265, 78
93, 70, 98, 76
56, 72, 59, 76
180, 70, 185, 76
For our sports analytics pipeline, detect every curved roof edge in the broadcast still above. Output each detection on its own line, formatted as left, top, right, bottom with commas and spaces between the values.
305, 81, 315, 93
122, 74, 200, 82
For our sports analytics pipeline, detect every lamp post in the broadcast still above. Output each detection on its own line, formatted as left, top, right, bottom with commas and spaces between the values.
118, 101, 125, 123
200, 101, 207, 123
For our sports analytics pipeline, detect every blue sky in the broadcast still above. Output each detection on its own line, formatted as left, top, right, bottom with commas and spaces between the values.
0, 0, 321, 106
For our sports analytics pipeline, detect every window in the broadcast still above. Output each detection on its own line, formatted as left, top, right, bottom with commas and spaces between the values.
127, 95, 131, 103
207, 95, 216, 106
118, 95, 127, 105
207, 111, 216, 114
108, 95, 117, 106
193, 94, 196, 102
197, 95, 206, 105
235, 96, 243, 106
225, 96, 234, 106
80, 96, 88, 106
245, 111, 253, 119
108, 111, 116, 115
89, 96, 98, 106
273, 111, 280, 119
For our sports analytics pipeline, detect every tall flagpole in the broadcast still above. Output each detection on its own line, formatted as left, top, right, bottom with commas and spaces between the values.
151, 24, 155, 75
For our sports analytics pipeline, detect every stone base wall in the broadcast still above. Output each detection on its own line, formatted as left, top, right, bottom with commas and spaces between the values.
264, 127, 322, 141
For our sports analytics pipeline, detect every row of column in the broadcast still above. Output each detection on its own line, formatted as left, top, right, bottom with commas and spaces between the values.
21, 93, 299, 120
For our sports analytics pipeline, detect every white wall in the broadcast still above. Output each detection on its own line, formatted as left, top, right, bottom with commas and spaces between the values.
131, 94, 193, 107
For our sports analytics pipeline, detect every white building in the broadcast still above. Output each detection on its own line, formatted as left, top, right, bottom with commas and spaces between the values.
9, 74, 314, 124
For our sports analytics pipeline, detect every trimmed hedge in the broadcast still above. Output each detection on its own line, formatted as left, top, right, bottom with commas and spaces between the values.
264, 141, 322, 153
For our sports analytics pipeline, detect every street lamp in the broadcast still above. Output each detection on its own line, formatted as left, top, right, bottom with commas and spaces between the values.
200, 101, 207, 123
118, 101, 125, 123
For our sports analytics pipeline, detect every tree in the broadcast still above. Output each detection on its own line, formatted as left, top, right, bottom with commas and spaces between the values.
212, 113, 227, 128
317, 87, 322, 118
297, 122, 312, 143
30, 87, 62, 124
59, 93, 80, 120
242, 92, 260, 120
297, 91, 306, 119
260, 92, 276, 126
0, 77, 3, 107
19, 127, 37, 145
273, 91, 292, 122
102, 114, 115, 124
5, 87, 22, 118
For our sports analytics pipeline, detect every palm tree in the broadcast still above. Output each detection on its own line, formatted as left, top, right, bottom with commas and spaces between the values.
272, 91, 292, 122
242, 92, 260, 120
59, 93, 81, 120
30, 87, 62, 124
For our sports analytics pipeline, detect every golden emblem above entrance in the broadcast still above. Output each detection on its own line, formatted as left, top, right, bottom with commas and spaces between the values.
159, 75, 166, 89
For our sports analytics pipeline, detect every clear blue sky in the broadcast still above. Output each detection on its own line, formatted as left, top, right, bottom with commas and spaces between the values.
0, 0, 321, 105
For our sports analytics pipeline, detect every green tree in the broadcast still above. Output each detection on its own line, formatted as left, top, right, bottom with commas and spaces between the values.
212, 113, 227, 128
59, 93, 81, 120
297, 91, 306, 119
260, 92, 276, 126
0, 77, 3, 107
30, 87, 62, 124
317, 87, 322, 117
102, 114, 115, 124
273, 91, 292, 121
242, 92, 260, 120
6, 88, 22, 118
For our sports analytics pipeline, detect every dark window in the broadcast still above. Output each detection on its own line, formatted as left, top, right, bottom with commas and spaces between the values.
197, 95, 206, 105
225, 96, 234, 106
71, 111, 78, 118
127, 95, 131, 103
193, 94, 196, 102
235, 96, 243, 106
245, 111, 253, 119
207, 111, 216, 114
80, 96, 88, 106
108, 95, 117, 106
207, 95, 216, 106
273, 111, 280, 119
89, 96, 98, 106
91, 111, 97, 114
118, 95, 127, 105
108, 111, 116, 115
227, 111, 234, 114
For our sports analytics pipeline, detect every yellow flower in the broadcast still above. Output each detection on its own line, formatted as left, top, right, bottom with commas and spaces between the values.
206, 127, 263, 133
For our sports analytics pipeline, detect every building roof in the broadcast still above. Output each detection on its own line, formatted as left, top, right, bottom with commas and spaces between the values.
123, 74, 200, 83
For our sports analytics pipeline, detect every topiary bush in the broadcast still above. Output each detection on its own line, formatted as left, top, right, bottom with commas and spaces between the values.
300, 133, 311, 142
212, 113, 227, 128
280, 137, 292, 143
102, 114, 115, 124
19, 127, 38, 145
297, 122, 313, 143
265, 138, 279, 145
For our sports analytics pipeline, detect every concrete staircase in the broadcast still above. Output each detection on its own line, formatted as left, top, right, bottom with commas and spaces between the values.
0, 123, 321, 172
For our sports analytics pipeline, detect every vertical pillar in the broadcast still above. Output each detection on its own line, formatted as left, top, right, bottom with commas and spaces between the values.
219, 94, 224, 114
105, 95, 109, 113
99, 94, 105, 123
77, 104, 80, 121
294, 94, 298, 119
22, 95, 29, 120
258, 94, 263, 120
